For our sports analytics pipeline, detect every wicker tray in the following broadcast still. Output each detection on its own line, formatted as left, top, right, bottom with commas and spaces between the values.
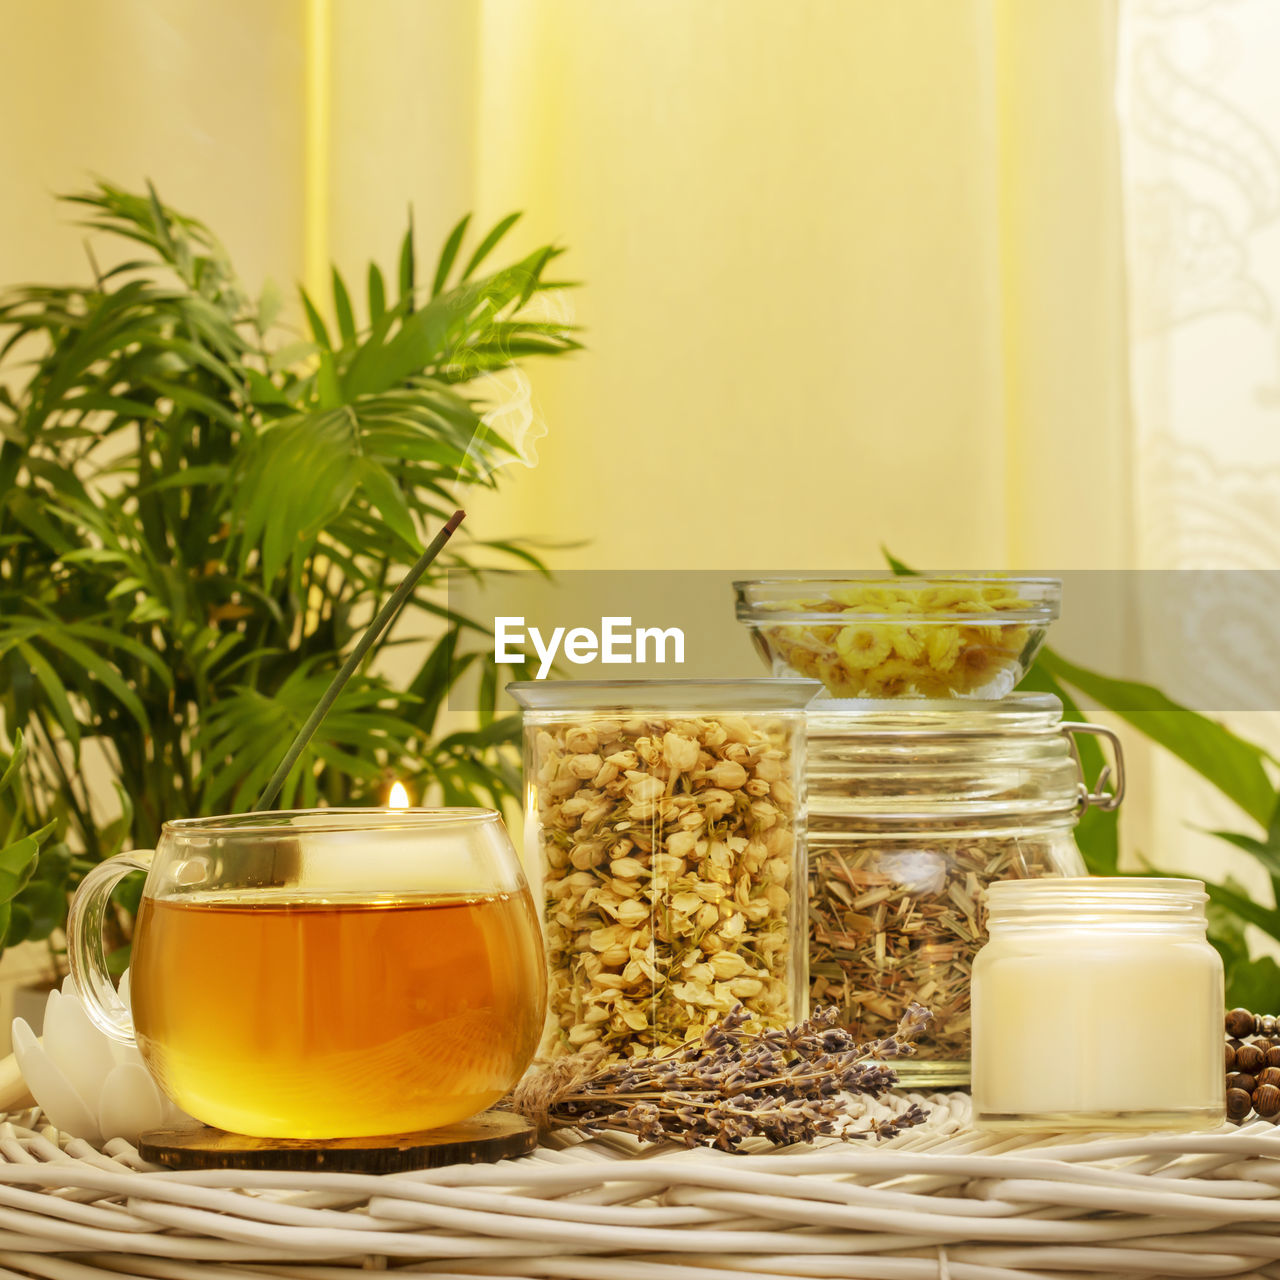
0, 1094, 1277, 1279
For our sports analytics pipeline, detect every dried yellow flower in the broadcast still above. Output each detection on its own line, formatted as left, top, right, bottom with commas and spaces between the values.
835, 625, 892, 670
759, 582, 1037, 697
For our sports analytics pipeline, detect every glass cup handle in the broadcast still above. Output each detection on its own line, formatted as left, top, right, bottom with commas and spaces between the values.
66, 850, 154, 1044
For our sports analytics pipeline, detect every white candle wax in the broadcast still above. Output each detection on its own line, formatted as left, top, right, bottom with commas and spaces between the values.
971, 878, 1225, 1130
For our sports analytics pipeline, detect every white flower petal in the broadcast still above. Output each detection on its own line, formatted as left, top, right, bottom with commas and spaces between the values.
21, 972, 198, 1145
108, 1039, 136, 1067
11, 1020, 102, 1144
42, 988, 119, 1108
97, 1063, 166, 1146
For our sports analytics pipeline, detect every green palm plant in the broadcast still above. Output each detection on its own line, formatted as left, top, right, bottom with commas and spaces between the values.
0, 181, 578, 962
0, 732, 61, 948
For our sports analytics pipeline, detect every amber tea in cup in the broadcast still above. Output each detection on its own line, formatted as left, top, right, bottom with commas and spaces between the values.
68, 809, 546, 1139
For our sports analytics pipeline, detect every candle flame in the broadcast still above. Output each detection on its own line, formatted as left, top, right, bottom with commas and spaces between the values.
388, 781, 410, 809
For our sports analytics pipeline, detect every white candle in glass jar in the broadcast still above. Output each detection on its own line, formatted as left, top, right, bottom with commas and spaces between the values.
972, 878, 1224, 1130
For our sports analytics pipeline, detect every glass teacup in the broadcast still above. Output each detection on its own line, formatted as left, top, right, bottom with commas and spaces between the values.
67, 809, 546, 1140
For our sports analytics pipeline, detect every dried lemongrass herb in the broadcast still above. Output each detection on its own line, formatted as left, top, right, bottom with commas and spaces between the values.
759, 582, 1034, 698
511, 1002, 932, 1150
809, 835, 1062, 1060
532, 713, 801, 1059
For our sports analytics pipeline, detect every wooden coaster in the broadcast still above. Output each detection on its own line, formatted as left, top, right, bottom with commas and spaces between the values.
139, 1109, 537, 1172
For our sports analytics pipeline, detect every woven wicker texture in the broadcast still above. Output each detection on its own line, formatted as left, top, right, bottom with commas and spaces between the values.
0, 1094, 1278, 1279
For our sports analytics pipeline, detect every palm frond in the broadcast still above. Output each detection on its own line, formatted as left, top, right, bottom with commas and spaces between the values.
193, 661, 420, 813
0, 181, 577, 961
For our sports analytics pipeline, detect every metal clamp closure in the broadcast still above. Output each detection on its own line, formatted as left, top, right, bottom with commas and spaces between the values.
1061, 722, 1126, 813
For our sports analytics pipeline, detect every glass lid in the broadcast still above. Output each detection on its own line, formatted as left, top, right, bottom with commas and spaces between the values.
506, 678, 822, 712
806, 691, 1066, 734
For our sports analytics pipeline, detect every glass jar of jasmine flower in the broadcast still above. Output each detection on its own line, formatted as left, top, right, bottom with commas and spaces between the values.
508, 679, 818, 1062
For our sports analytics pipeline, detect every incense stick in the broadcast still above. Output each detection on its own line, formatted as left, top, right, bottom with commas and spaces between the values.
252, 510, 466, 811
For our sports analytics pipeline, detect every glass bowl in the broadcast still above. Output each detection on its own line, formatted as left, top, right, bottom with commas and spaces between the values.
734, 576, 1061, 700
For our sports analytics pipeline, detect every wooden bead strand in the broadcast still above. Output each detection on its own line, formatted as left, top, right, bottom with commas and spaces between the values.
1224, 1009, 1280, 1124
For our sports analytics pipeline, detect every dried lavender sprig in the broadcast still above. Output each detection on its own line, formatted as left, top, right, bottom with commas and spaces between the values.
511, 1002, 933, 1151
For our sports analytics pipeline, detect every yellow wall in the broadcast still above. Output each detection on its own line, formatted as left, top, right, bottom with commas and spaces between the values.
326, 0, 479, 294
0, 1, 306, 293
994, 0, 1130, 569
1, 0, 1128, 573
462, 0, 1130, 572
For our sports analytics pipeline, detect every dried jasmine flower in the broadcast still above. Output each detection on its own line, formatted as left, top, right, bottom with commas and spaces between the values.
512, 1002, 933, 1150
532, 713, 803, 1059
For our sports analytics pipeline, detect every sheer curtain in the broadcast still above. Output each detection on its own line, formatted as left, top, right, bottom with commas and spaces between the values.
1117, 0, 1280, 896
1122, 0, 1280, 575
